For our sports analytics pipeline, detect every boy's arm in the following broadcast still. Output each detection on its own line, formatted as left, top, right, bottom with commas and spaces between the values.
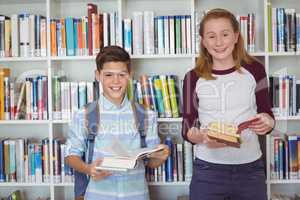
143, 111, 169, 168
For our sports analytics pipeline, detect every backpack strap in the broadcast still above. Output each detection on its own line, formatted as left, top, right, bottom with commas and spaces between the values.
131, 101, 148, 148
84, 101, 100, 164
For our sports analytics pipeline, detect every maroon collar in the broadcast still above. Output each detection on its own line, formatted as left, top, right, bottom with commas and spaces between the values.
212, 66, 236, 75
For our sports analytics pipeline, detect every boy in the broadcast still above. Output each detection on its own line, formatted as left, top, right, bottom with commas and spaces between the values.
65, 46, 169, 200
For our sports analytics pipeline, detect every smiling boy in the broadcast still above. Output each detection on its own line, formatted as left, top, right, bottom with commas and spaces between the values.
65, 46, 169, 200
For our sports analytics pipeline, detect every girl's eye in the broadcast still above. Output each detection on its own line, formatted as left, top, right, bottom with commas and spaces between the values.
209, 36, 215, 39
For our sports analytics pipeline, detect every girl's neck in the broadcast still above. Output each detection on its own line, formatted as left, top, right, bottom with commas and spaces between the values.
212, 57, 235, 70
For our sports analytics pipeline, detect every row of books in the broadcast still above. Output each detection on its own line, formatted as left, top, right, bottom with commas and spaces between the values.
50, 10, 118, 56
0, 190, 49, 200
146, 139, 193, 182
128, 75, 181, 118
271, 194, 300, 200
269, 75, 300, 117
52, 77, 100, 120
0, 14, 47, 58
0, 138, 73, 184
0, 68, 48, 120
267, 6, 300, 52
123, 13, 192, 55
237, 14, 256, 53
270, 135, 300, 180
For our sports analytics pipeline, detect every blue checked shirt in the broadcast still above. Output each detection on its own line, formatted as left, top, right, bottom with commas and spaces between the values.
65, 94, 160, 200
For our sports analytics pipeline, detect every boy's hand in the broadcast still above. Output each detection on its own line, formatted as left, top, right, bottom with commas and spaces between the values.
148, 144, 170, 160
88, 159, 112, 181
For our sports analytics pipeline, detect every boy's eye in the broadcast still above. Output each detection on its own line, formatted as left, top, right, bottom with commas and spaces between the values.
105, 73, 113, 77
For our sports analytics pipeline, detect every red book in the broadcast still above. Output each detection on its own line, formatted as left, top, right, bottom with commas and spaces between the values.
87, 3, 98, 56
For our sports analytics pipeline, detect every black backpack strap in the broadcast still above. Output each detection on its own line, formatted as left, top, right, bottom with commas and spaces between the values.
131, 101, 147, 148
84, 101, 100, 165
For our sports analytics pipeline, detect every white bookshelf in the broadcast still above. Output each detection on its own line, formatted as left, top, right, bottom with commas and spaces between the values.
1, 0, 300, 199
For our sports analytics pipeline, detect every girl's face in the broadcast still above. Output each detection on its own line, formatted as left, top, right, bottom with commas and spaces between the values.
202, 18, 239, 67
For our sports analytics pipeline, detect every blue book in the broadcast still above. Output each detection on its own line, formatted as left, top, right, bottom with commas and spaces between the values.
164, 136, 173, 182
65, 17, 75, 56
0, 139, 5, 182
73, 18, 78, 56
123, 19, 132, 54
32, 77, 38, 120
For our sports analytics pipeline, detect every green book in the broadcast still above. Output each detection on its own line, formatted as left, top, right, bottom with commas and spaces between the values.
159, 75, 172, 118
167, 75, 179, 118
153, 76, 165, 117
267, 0, 272, 52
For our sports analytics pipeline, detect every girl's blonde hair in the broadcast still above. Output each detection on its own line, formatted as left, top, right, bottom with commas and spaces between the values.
195, 8, 256, 80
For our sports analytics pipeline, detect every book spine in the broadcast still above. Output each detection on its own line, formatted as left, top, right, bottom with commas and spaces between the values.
164, 136, 173, 182
296, 14, 300, 52
50, 19, 57, 56
15, 139, 25, 183
160, 75, 172, 118
42, 138, 50, 183
4, 77, 10, 120
11, 14, 19, 57
29, 14, 35, 57
175, 16, 181, 54
143, 11, 155, 54
153, 76, 165, 117
0, 140, 4, 182
19, 13, 30, 57
167, 75, 179, 118
288, 136, 298, 179
65, 17, 74, 56
157, 16, 164, 54
123, 18, 132, 54
78, 82, 87, 109
87, 3, 98, 56
133, 12, 144, 55
35, 15, 41, 57
92, 14, 100, 55
52, 76, 61, 120
247, 13, 255, 52
164, 16, 169, 54
40, 17, 47, 57
4, 18, 11, 57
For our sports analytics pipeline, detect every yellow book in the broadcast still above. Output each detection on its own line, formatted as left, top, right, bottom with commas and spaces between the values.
0, 68, 11, 120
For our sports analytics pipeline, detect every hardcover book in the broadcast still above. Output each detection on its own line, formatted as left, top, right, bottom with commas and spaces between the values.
207, 118, 259, 148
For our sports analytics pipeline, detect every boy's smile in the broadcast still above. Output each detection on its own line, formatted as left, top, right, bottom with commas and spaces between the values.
96, 61, 131, 106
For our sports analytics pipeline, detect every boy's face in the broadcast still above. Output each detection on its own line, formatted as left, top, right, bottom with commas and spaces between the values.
96, 61, 131, 105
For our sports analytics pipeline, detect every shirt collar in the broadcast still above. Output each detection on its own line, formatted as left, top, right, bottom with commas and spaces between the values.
98, 93, 129, 111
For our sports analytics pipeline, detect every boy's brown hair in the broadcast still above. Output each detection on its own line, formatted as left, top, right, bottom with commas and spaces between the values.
96, 46, 131, 72
195, 8, 256, 80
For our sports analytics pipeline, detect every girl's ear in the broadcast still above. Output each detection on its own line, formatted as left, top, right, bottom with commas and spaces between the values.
234, 32, 239, 43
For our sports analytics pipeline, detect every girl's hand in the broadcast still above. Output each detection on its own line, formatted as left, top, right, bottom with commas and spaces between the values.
248, 113, 275, 135
188, 128, 227, 148
88, 159, 112, 181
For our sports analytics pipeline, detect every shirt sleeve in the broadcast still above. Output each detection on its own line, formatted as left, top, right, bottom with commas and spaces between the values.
182, 70, 199, 144
145, 110, 160, 148
65, 110, 87, 158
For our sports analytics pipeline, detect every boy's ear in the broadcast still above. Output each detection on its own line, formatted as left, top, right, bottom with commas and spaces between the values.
95, 69, 100, 82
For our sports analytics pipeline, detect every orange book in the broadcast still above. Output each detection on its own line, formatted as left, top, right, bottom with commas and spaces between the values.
77, 19, 83, 56
0, 68, 11, 120
60, 18, 66, 56
140, 75, 151, 109
50, 19, 57, 56
92, 13, 100, 55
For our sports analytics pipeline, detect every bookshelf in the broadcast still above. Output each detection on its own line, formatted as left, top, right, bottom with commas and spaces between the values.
1, 0, 300, 199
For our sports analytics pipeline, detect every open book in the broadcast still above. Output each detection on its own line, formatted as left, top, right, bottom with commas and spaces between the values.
207, 118, 259, 148
96, 146, 164, 171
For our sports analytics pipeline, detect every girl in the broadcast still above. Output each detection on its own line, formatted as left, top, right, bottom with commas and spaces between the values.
182, 9, 275, 200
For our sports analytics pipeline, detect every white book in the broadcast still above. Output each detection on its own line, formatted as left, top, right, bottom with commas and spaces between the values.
96, 139, 164, 171
143, 11, 154, 54
181, 15, 186, 54
110, 12, 116, 46
133, 11, 144, 55
70, 82, 79, 116
11, 14, 19, 57
29, 14, 35, 57
169, 16, 175, 54
40, 17, 47, 57
157, 16, 164, 54
25, 79, 32, 120
19, 14, 30, 57
60, 144, 65, 183
103, 12, 110, 47
86, 82, 94, 103
186, 15, 191, 54
183, 141, 192, 181
15, 139, 25, 182
164, 16, 169, 54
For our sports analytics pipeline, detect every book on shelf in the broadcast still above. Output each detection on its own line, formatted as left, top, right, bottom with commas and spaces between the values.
145, 136, 193, 183
267, 4, 300, 52
270, 134, 300, 180
128, 74, 181, 118
96, 143, 165, 172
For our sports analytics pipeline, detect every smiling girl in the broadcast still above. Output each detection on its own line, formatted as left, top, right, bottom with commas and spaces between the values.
182, 9, 275, 200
